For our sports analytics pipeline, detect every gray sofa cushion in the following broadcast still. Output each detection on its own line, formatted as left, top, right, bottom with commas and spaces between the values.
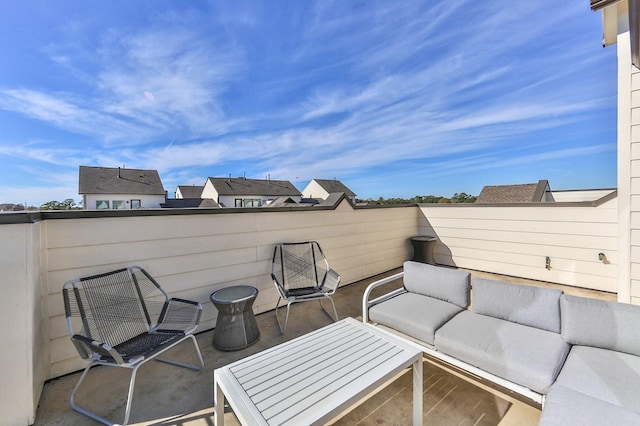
434, 311, 570, 393
402, 261, 470, 308
539, 385, 640, 426
561, 294, 640, 356
554, 345, 640, 413
368, 292, 464, 346
472, 278, 562, 333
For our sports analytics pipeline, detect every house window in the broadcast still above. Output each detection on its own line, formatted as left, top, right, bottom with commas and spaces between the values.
96, 200, 110, 209
244, 199, 262, 207
235, 198, 243, 207
130, 199, 141, 209
113, 200, 125, 209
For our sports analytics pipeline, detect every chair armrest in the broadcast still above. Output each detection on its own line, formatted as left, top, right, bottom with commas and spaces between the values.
362, 272, 405, 323
322, 268, 341, 293
71, 334, 125, 364
157, 298, 202, 334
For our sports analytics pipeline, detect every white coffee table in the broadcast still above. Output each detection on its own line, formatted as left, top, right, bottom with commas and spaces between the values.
214, 317, 423, 425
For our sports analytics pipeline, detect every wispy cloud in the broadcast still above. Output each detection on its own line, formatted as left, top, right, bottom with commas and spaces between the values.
0, 0, 617, 204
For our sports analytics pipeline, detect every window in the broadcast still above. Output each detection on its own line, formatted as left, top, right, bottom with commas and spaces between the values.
112, 200, 125, 209
244, 199, 262, 207
130, 199, 141, 209
96, 200, 110, 209
235, 198, 243, 207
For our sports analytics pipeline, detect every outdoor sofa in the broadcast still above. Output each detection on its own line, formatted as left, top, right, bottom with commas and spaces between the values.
362, 261, 640, 425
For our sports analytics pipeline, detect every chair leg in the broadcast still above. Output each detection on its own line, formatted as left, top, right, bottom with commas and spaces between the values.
70, 336, 203, 426
275, 297, 291, 335
156, 335, 204, 371
69, 361, 135, 426
319, 296, 338, 323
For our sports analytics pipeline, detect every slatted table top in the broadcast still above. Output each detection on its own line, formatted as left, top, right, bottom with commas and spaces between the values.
214, 317, 423, 426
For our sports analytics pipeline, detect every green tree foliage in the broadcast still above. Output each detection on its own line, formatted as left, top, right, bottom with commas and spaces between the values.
357, 193, 477, 205
40, 198, 80, 210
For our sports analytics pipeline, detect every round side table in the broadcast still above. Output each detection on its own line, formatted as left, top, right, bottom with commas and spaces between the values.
210, 285, 260, 351
410, 235, 437, 265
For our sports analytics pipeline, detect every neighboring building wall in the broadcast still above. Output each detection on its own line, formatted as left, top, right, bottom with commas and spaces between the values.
219, 194, 302, 207
302, 180, 328, 199
84, 193, 165, 209
419, 198, 618, 293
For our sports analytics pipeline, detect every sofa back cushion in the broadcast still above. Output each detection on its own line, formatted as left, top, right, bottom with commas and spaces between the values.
403, 261, 470, 308
561, 295, 640, 356
472, 278, 563, 333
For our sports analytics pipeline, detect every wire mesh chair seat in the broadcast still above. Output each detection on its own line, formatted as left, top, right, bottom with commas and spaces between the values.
271, 241, 341, 334
62, 266, 204, 426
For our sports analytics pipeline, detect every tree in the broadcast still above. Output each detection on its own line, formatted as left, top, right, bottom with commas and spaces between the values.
40, 199, 79, 210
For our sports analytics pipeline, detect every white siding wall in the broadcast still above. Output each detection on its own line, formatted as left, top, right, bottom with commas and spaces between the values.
84, 193, 165, 209
45, 200, 417, 378
419, 200, 618, 293
0, 222, 44, 425
302, 180, 328, 199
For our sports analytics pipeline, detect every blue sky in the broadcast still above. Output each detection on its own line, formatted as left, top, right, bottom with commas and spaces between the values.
0, 1, 617, 206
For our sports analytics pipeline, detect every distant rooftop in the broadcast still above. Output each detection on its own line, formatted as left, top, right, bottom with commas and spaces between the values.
313, 179, 356, 197
78, 166, 165, 195
176, 185, 204, 198
476, 180, 551, 203
206, 177, 301, 197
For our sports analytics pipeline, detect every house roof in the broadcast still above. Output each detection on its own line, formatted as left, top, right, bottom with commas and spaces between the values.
79, 166, 165, 195
206, 177, 301, 197
176, 185, 204, 198
476, 180, 550, 203
591, 0, 640, 69
590, 0, 620, 11
313, 179, 356, 197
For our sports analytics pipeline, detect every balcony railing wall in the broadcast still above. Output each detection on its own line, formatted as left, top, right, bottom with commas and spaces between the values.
418, 196, 618, 293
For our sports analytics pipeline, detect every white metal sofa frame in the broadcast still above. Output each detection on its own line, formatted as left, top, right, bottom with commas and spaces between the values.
62, 266, 204, 426
271, 241, 341, 334
362, 271, 545, 406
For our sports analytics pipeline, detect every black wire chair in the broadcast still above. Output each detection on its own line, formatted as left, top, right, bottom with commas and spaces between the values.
271, 241, 340, 334
62, 266, 204, 425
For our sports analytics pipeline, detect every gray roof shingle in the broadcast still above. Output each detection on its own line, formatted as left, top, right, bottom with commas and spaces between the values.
313, 179, 356, 197
207, 177, 301, 196
476, 180, 550, 203
79, 166, 165, 195
177, 185, 204, 198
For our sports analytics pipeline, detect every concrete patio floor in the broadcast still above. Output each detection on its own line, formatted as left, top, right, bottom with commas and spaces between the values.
35, 267, 614, 426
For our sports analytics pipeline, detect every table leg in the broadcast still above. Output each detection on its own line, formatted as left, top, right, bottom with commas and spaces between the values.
214, 373, 225, 426
413, 356, 423, 426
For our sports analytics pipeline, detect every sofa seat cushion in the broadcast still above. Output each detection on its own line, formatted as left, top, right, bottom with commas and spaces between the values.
434, 311, 570, 393
554, 345, 640, 413
368, 292, 464, 346
539, 385, 640, 426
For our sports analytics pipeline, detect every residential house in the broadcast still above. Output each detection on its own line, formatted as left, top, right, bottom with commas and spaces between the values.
201, 176, 302, 207
175, 185, 204, 199
301, 179, 357, 203
78, 166, 166, 210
